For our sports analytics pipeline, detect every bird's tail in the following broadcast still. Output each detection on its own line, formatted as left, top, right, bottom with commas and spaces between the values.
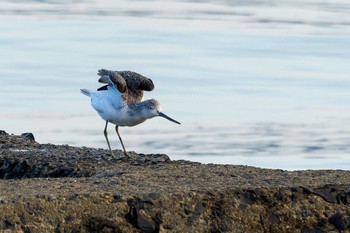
80, 89, 92, 97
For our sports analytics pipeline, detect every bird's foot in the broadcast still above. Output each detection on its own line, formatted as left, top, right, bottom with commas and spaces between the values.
103, 150, 122, 161
123, 152, 131, 159
105, 150, 132, 162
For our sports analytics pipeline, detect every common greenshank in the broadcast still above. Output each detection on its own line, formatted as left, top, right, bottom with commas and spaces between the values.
81, 69, 180, 158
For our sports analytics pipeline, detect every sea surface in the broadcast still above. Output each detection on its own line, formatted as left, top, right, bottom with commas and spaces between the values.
1, 0, 350, 170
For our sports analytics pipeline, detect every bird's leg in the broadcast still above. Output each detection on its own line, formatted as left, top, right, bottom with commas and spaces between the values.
115, 125, 129, 157
104, 121, 116, 158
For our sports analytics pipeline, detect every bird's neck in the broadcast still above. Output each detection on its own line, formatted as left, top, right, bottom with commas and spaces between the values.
126, 101, 152, 121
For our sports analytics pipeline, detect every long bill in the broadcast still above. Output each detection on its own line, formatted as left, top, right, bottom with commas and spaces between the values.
159, 112, 181, 124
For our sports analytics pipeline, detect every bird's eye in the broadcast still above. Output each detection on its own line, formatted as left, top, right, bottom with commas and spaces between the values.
149, 106, 154, 110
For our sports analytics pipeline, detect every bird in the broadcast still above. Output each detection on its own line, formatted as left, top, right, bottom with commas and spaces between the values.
80, 69, 180, 158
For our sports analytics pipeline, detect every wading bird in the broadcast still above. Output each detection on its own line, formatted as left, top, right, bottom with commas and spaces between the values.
81, 69, 180, 158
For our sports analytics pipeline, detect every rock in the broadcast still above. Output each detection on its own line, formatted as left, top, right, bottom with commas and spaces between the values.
207, 189, 215, 196
148, 192, 160, 200
336, 192, 350, 205
126, 199, 158, 233
1, 133, 350, 232
240, 190, 257, 205
194, 201, 205, 215
0, 130, 8, 136
136, 153, 170, 164
269, 215, 281, 224
0, 158, 31, 179
328, 213, 350, 231
0, 219, 13, 230
317, 218, 327, 228
137, 214, 157, 233
306, 185, 350, 205
4, 160, 30, 179
49, 166, 75, 178
274, 190, 284, 201
84, 217, 120, 232
20, 132, 35, 141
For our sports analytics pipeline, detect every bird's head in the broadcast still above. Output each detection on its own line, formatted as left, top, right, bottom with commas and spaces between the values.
146, 99, 181, 125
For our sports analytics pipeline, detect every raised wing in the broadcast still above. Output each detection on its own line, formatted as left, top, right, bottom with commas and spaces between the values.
98, 69, 154, 103
97, 69, 127, 93
117, 71, 154, 92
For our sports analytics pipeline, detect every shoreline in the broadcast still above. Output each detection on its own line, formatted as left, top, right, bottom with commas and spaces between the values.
1, 132, 350, 232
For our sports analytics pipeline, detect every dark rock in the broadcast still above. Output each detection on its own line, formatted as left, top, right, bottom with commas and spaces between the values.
240, 189, 270, 205
153, 154, 170, 162
137, 215, 156, 233
274, 190, 284, 201
336, 192, 350, 205
0, 130, 8, 136
4, 160, 30, 179
136, 153, 170, 164
194, 201, 205, 215
314, 186, 338, 203
0, 158, 13, 178
0, 157, 95, 179
183, 205, 192, 215
291, 193, 299, 202
149, 192, 160, 200
269, 215, 281, 224
112, 194, 122, 203
302, 186, 339, 203
67, 193, 79, 201
0, 158, 32, 179
20, 132, 35, 141
0, 219, 13, 230
49, 166, 75, 177
84, 217, 119, 232
240, 190, 256, 205
317, 218, 327, 228
328, 212, 350, 231
302, 187, 312, 194
126, 199, 158, 232
346, 193, 350, 205
207, 189, 215, 196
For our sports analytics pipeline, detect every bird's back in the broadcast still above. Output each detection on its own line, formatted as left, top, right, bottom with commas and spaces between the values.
117, 71, 154, 103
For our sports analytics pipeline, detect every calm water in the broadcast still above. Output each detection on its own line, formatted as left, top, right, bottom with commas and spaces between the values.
1, 0, 350, 170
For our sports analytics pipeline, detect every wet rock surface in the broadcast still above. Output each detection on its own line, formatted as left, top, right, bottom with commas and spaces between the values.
1, 132, 350, 232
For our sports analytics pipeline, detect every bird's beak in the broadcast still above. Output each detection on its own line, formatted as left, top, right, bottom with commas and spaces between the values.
158, 112, 181, 124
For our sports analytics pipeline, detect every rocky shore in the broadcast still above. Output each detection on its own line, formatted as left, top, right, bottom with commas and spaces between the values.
0, 131, 350, 232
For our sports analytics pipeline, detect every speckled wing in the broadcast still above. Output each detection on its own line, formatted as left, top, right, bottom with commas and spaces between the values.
97, 69, 127, 93
116, 71, 155, 103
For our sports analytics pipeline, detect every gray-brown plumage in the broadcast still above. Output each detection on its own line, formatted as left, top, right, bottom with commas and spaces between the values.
97, 69, 154, 103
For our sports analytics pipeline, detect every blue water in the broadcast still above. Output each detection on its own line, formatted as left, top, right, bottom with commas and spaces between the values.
1, 0, 350, 170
